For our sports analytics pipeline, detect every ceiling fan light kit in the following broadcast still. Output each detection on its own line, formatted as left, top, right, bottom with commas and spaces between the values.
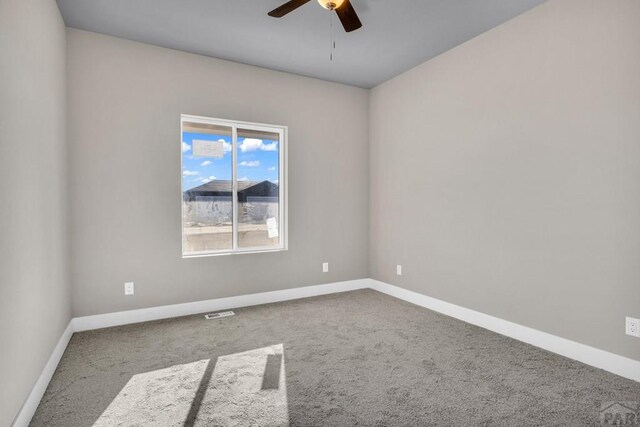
268, 0, 362, 33
317, 0, 345, 10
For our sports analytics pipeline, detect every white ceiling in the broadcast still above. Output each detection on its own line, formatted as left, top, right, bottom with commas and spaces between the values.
56, 0, 546, 88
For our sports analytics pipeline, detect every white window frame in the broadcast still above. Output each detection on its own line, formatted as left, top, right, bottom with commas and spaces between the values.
181, 114, 288, 258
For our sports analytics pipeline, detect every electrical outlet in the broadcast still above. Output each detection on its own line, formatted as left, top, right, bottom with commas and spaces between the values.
396, 265, 402, 276
626, 317, 640, 337
124, 282, 134, 296
322, 262, 329, 273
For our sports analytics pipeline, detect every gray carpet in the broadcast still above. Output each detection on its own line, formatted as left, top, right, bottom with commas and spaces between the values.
31, 289, 639, 426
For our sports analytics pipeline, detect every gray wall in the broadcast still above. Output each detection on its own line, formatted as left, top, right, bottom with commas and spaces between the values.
67, 29, 369, 317
0, 0, 70, 425
2, 6, 637, 424
370, 0, 640, 360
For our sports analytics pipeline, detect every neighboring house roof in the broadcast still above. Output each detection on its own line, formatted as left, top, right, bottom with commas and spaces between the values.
186, 180, 254, 194
184, 180, 278, 201
240, 181, 279, 198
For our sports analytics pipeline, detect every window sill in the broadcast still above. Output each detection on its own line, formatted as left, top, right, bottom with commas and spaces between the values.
182, 247, 287, 258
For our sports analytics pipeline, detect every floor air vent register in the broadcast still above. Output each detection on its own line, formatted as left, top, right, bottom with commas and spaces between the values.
204, 311, 235, 320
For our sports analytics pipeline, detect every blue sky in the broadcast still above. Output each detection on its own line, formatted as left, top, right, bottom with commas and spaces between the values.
182, 132, 279, 191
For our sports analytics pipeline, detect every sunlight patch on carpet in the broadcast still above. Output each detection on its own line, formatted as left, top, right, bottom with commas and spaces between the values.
94, 359, 210, 426
200, 344, 288, 426
93, 344, 288, 426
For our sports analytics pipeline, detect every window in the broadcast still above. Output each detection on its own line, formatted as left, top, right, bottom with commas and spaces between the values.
181, 115, 287, 257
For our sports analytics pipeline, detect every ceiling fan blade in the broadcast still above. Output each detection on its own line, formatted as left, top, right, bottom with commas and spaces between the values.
335, 0, 362, 32
268, 0, 312, 18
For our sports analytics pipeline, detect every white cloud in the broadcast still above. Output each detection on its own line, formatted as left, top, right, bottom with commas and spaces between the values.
239, 138, 263, 152
183, 170, 199, 176
261, 142, 278, 152
182, 142, 191, 153
239, 160, 260, 167
238, 176, 249, 181
220, 139, 232, 154
267, 166, 276, 171
200, 160, 212, 166
191, 176, 216, 184
270, 180, 279, 184
239, 139, 278, 153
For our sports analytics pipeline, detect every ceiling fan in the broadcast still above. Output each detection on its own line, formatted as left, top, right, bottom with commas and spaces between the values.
268, 0, 362, 33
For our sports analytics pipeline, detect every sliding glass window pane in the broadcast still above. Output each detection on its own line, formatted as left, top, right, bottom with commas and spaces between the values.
182, 121, 233, 254
236, 128, 280, 249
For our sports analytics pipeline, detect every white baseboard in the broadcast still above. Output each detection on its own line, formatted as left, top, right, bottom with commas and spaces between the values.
72, 279, 370, 332
11, 321, 74, 427
369, 279, 640, 383
13, 277, 639, 426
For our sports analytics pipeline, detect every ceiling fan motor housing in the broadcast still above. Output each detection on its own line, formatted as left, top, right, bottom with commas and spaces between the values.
318, 0, 345, 10
268, 0, 362, 33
